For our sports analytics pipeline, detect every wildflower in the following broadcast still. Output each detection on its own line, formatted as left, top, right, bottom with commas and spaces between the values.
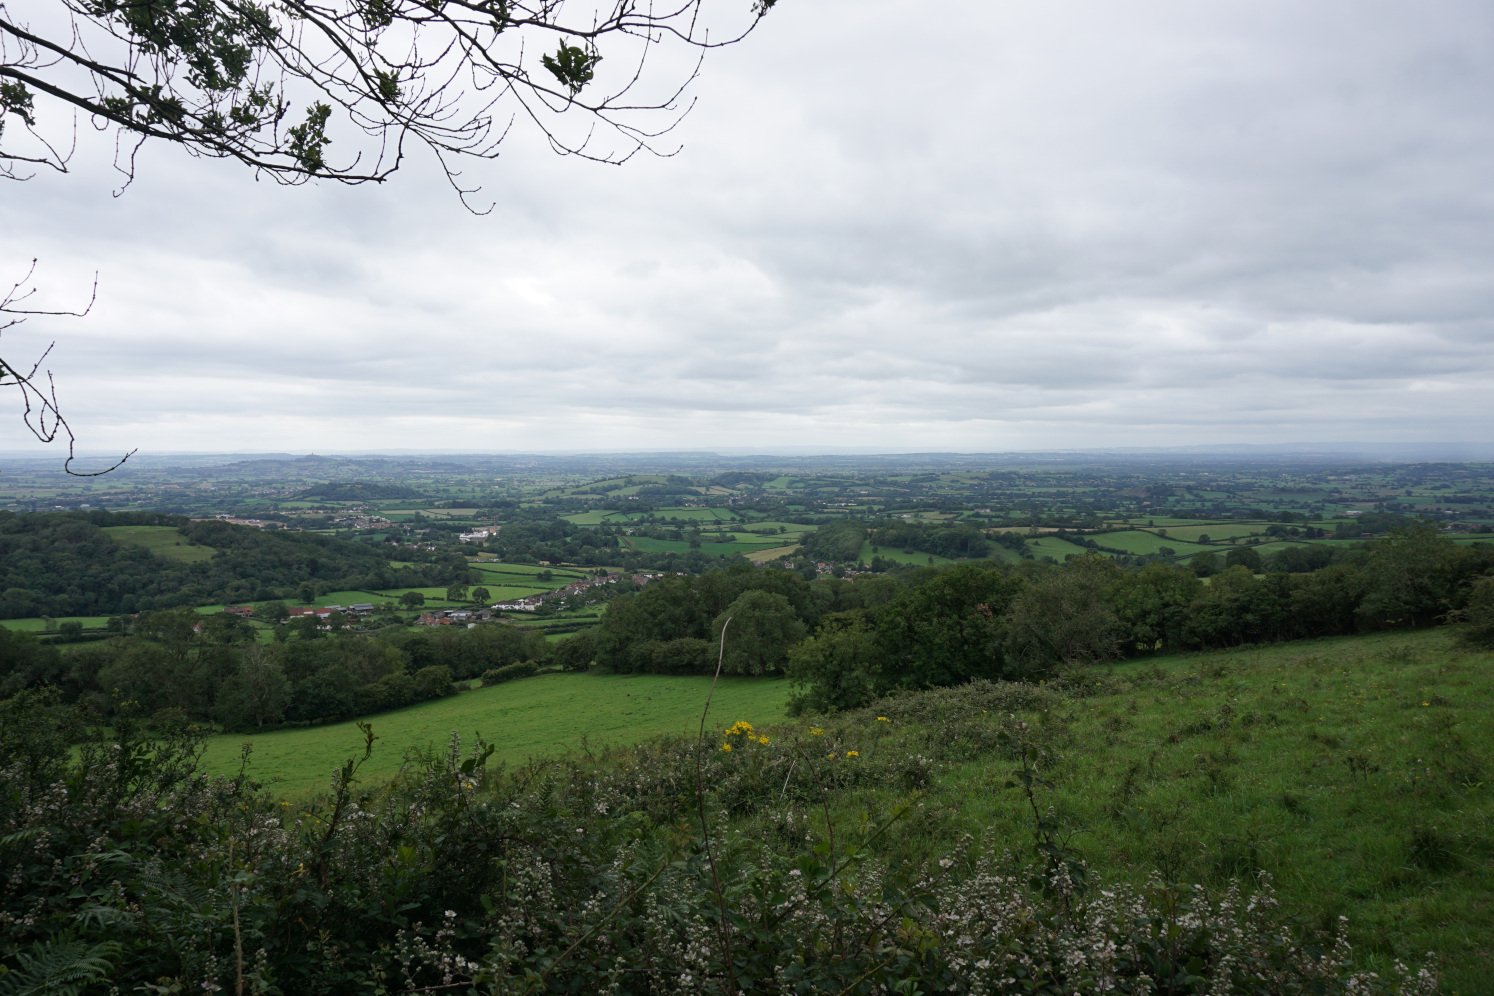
1422, 701, 1430, 707
720, 742, 733, 752
876, 715, 891, 723
845, 750, 859, 758
757, 735, 770, 745
809, 726, 825, 736
725, 720, 754, 736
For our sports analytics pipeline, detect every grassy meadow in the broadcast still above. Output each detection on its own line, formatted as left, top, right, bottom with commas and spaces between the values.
188, 625, 1493, 985
802, 627, 1492, 991
102, 524, 217, 563
200, 672, 790, 795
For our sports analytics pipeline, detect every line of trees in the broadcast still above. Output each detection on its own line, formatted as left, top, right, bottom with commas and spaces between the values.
0, 609, 550, 730
572, 525, 1493, 714
5, 522, 1489, 729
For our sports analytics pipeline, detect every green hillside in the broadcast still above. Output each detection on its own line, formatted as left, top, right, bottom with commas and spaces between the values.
4, 627, 1486, 991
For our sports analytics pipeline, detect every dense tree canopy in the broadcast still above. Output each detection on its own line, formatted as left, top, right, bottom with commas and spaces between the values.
0, 510, 451, 616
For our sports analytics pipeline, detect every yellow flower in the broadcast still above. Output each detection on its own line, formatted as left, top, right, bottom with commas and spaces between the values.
720, 742, 733, 752
757, 735, 770, 745
875, 716, 891, 723
809, 726, 825, 737
845, 750, 859, 758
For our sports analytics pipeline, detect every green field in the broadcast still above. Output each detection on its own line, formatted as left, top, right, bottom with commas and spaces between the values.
744, 544, 800, 564
894, 627, 1493, 991
468, 561, 588, 582
621, 536, 765, 557
560, 509, 617, 525
200, 673, 790, 795
1090, 529, 1213, 556
1026, 536, 1096, 561
1153, 522, 1270, 543
102, 525, 218, 564
1, 615, 112, 632
856, 540, 953, 567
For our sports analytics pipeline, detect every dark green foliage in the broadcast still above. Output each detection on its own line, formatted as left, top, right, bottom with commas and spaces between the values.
0, 939, 122, 996
713, 589, 805, 675
549, 628, 597, 671
1001, 555, 1123, 675
872, 519, 992, 559
411, 664, 455, 699
0, 510, 446, 617
3, 615, 544, 730
799, 519, 866, 562
593, 564, 819, 673
1452, 574, 1494, 648
481, 661, 539, 684
786, 611, 882, 713
1354, 523, 1469, 629
628, 636, 716, 674
1182, 565, 1288, 647
0, 628, 64, 697
1224, 545, 1264, 571
541, 41, 601, 94
875, 562, 1021, 689
1110, 562, 1199, 653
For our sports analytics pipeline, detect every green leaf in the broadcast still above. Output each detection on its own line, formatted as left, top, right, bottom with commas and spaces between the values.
541, 42, 601, 96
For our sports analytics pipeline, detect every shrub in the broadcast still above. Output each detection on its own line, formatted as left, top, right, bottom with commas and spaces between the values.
1451, 575, 1494, 648
481, 661, 539, 685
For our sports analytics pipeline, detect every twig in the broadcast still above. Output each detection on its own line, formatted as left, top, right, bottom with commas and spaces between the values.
694, 614, 736, 993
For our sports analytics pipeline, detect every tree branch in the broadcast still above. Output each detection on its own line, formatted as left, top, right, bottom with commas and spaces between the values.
1, 261, 135, 476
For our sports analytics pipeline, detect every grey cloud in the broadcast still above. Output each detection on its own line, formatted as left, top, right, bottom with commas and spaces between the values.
5, 0, 1492, 454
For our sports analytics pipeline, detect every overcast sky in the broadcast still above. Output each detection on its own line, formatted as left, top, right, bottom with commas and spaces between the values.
4, 0, 1493, 463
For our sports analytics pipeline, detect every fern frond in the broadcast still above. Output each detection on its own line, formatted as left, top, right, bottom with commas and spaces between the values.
0, 938, 121, 996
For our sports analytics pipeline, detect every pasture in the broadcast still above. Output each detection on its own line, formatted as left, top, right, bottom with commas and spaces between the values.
1152, 522, 1274, 542
102, 525, 218, 564
1025, 536, 1095, 561
199, 673, 791, 796
857, 541, 953, 566
895, 627, 1494, 992
1090, 529, 1213, 556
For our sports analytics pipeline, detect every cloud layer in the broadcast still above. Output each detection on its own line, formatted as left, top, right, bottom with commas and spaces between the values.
3, 0, 1492, 457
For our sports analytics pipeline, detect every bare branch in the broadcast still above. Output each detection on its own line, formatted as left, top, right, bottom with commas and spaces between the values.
1, 261, 135, 476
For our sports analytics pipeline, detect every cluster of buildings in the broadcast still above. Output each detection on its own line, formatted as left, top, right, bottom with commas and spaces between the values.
491, 571, 660, 614
221, 571, 665, 630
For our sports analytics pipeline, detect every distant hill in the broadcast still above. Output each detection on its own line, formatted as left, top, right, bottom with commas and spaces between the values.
296, 482, 426, 501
